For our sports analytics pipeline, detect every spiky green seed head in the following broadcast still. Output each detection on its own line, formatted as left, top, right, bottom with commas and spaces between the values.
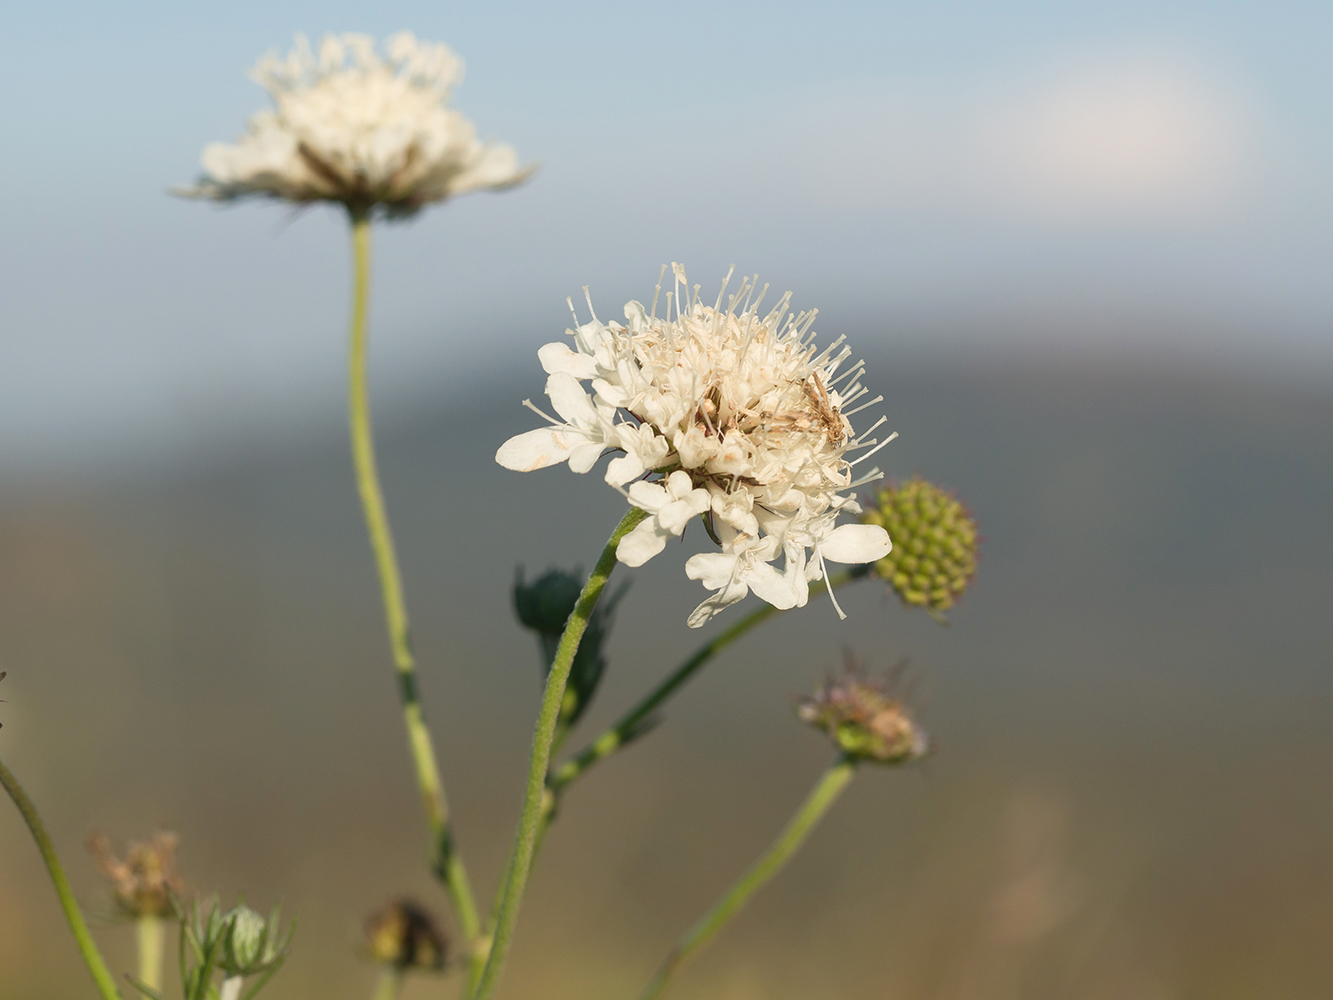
796, 669, 928, 765
861, 477, 977, 620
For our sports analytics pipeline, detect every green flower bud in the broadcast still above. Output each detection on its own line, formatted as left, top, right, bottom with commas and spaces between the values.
796, 668, 928, 765
861, 477, 978, 621
212, 902, 292, 978
225, 906, 267, 971
364, 899, 448, 970
512, 567, 628, 730
513, 568, 584, 636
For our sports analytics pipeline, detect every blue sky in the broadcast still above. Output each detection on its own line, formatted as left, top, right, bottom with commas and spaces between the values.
1, 1, 1330, 466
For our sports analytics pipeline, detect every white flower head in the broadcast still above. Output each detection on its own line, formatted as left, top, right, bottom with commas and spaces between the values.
497, 266, 896, 626
177, 32, 533, 218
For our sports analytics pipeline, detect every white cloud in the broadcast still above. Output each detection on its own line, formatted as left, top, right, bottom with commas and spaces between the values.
793, 53, 1254, 226
972, 61, 1246, 222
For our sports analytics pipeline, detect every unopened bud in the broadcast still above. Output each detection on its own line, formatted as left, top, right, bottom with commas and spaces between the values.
861, 477, 978, 620
796, 667, 928, 764
364, 899, 448, 970
87, 830, 183, 918
226, 906, 267, 970
513, 568, 583, 636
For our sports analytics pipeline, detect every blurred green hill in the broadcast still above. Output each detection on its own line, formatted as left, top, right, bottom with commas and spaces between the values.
1, 359, 1330, 1000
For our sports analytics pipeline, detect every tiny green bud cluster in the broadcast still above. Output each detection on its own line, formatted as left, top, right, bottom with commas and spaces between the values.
364, 899, 448, 970
168, 896, 293, 1000
796, 670, 928, 764
862, 477, 977, 619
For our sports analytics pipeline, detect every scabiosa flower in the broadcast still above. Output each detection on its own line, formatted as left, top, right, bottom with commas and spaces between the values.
796, 666, 928, 764
177, 33, 531, 218
496, 265, 895, 627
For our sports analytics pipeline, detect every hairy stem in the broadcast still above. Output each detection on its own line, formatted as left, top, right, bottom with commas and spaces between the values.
137, 916, 165, 994
470, 508, 647, 1000
637, 756, 857, 1000
0, 755, 123, 1000
346, 214, 481, 967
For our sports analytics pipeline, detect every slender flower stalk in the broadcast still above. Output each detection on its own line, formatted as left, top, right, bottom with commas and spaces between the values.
471, 508, 647, 1000
549, 567, 868, 797
346, 213, 481, 962
636, 756, 857, 1000
137, 916, 166, 994
373, 968, 403, 1000
0, 755, 123, 1000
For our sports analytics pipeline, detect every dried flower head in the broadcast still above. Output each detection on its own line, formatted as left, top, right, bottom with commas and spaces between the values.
177, 33, 531, 218
87, 830, 183, 918
496, 265, 895, 627
796, 664, 928, 764
861, 477, 977, 621
364, 899, 448, 970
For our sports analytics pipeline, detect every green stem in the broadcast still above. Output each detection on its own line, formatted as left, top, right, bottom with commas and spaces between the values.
0, 754, 123, 1000
372, 968, 403, 1000
346, 214, 481, 965
551, 567, 865, 795
137, 916, 165, 994
470, 508, 647, 1000
637, 756, 857, 1000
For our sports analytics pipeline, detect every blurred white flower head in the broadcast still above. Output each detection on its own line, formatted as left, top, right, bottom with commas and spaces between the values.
178, 32, 532, 217
497, 265, 894, 627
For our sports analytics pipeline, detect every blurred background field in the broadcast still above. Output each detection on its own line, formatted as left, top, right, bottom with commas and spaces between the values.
1, 358, 1330, 999
2, 1, 1332, 997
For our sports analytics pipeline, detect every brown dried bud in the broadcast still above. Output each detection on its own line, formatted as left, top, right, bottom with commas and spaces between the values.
86, 830, 183, 918
364, 899, 448, 970
796, 664, 928, 764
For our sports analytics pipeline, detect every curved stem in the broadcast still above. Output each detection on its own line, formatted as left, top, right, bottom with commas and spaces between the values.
552, 567, 866, 795
470, 508, 647, 1000
0, 754, 123, 1000
346, 214, 481, 962
637, 756, 857, 1000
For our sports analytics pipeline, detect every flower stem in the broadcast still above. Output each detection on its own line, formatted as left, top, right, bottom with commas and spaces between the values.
470, 507, 647, 1000
372, 968, 403, 1000
137, 915, 165, 994
346, 214, 481, 960
636, 756, 857, 1000
0, 754, 123, 1000
551, 566, 866, 795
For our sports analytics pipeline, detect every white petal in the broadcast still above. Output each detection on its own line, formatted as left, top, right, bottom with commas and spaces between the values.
545, 373, 598, 426
665, 470, 694, 499
685, 577, 750, 627
820, 523, 892, 564
616, 520, 670, 567
568, 441, 605, 474
538, 342, 598, 379
685, 551, 738, 589
605, 453, 645, 486
745, 561, 802, 610
627, 480, 669, 513
495, 427, 572, 472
